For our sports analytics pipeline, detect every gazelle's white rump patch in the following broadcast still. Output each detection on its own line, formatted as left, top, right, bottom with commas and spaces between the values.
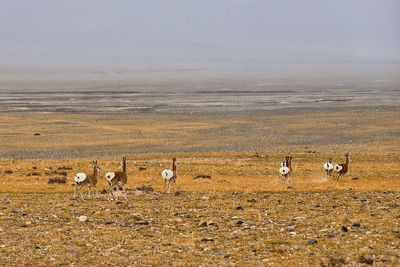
279, 166, 290, 175
162, 169, 174, 180
74, 173, 87, 183
323, 162, 334, 171
105, 172, 115, 182
334, 164, 343, 172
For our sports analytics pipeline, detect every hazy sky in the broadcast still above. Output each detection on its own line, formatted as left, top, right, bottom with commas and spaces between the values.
0, 0, 399, 67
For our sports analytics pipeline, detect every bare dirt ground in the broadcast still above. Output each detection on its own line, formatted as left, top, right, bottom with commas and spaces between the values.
0, 107, 399, 266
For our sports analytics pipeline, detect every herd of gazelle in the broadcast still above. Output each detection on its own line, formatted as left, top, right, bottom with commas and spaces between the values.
279, 153, 350, 185
74, 153, 350, 200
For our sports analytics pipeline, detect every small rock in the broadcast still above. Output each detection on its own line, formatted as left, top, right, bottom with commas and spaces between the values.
132, 213, 142, 220
341, 226, 349, 233
352, 176, 359, 180
352, 222, 361, 228
105, 220, 114, 225
78, 215, 88, 222
286, 225, 296, 232
134, 220, 151, 225
235, 206, 244, 211
201, 237, 214, 242
308, 239, 318, 245
236, 220, 244, 226
197, 221, 208, 227
359, 254, 374, 265
247, 198, 257, 204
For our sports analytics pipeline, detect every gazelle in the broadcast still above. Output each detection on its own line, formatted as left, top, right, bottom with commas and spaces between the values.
323, 158, 334, 181
279, 155, 292, 185
333, 153, 350, 180
105, 156, 128, 202
73, 160, 101, 199
162, 158, 179, 194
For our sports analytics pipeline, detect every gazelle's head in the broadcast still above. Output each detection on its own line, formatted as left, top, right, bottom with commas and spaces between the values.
92, 160, 101, 171
345, 153, 350, 162
119, 156, 128, 172
120, 156, 127, 168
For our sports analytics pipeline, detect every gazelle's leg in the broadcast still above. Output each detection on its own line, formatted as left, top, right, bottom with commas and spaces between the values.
164, 179, 167, 193
173, 179, 177, 193
88, 186, 91, 198
122, 185, 127, 201
107, 184, 117, 202
73, 184, 77, 198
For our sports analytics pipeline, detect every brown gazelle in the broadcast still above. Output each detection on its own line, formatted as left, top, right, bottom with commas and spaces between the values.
73, 160, 101, 199
105, 156, 128, 202
333, 153, 350, 180
279, 155, 293, 185
162, 158, 179, 194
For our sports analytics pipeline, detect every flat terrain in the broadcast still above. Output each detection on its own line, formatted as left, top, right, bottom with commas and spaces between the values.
0, 106, 399, 266
1, 191, 399, 266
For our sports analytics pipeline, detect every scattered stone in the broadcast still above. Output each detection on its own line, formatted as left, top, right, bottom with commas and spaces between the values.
78, 215, 88, 222
236, 220, 244, 226
34, 133, 41, 136
134, 220, 151, 225
132, 213, 142, 220
286, 225, 296, 232
4, 169, 17, 174
235, 206, 244, 211
48, 177, 67, 184
20, 222, 31, 227
55, 170, 68, 176
201, 237, 214, 242
308, 239, 318, 245
352, 222, 361, 228
325, 256, 346, 267
352, 176, 359, 180
135, 185, 153, 193
27, 171, 41, 176
359, 254, 374, 265
198, 221, 208, 227
138, 166, 147, 171
341, 226, 349, 233
200, 195, 209, 200
58, 166, 73, 170
105, 220, 114, 225
193, 174, 212, 179
247, 198, 257, 204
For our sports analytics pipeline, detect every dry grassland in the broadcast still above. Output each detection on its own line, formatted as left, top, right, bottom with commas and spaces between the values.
0, 107, 399, 266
